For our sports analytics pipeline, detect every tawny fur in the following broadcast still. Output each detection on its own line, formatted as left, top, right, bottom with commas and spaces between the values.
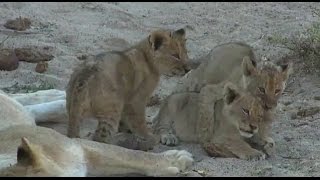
153, 82, 271, 160
173, 42, 292, 110
66, 28, 189, 150
0, 90, 194, 177
154, 42, 292, 156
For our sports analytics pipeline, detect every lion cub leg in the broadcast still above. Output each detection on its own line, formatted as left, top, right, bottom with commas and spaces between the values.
204, 136, 266, 161
249, 114, 275, 157
67, 110, 84, 138
92, 116, 120, 144
122, 103, 158, 150
152, 95, 182, 146
91, 105, 123, 143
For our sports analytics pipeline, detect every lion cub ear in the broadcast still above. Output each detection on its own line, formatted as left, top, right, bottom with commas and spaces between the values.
171, 28, 186, 39
148, 31, 169, 51
242, 56, 257, 76
17, 137, 42, 167
223, 82, 241, 105
279, 62, 293, 81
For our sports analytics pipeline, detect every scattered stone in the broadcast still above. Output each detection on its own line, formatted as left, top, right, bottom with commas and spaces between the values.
290, 111, 297, 119
283, 136, 293, 142
314, 96, 320, 101
4, 17, 31, 31
35, 61, 48, 73
0, 48, 19, 71
76, 54, 88, 61
14, 46, 54, 63
283, 100, 293, 106
146, 94, 161, 106
297, 106, 320, 117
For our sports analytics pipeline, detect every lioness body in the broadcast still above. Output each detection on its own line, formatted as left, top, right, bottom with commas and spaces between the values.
0, 90, 193, 177
66, 29, 189, 150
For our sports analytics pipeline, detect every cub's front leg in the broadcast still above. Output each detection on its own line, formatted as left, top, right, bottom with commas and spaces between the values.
152, 94, 182, 147
204, 136, 266, 161
122, 102, 158, 151
249, 117, 275, 157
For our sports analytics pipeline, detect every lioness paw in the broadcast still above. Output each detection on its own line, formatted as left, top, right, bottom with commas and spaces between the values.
161, 150, 194, 176
160, 133, 179, 146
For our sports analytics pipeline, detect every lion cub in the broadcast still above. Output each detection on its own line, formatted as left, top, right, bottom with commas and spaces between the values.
169, 42, 292, 154
174, 42, 292, 110
153, 82, 267, 160
66, 28, 189, 150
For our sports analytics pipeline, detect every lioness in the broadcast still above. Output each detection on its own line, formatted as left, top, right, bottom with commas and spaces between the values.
153, 82, 269, 160
0, 90, 194, 177
66, 28, 189, 150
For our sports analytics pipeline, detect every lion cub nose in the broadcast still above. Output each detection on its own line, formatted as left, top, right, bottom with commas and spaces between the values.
250, 124, 258, 131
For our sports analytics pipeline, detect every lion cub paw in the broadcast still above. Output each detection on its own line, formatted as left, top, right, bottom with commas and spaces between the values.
160, 133, 179, 146
136, 135, 158, 151
242, 150, 266, 161
263, 137, 275, 156
161, 150, 194, 175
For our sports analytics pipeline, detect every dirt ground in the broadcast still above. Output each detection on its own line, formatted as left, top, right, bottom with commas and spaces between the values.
1, 2, 320, 177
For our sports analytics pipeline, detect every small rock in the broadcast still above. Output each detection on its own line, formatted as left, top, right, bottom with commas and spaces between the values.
297, 106, 320, 117
290, 112, 297, 119
14, 46, 54, 63
35, 61, 48, 73
146, 94, 161, 106
283, 136, 293, 142
76, 54, 88, 61
283, 100, 293, 106
4, 17, 31, 31
0, 48, 19, 71
314, 96, 320, 101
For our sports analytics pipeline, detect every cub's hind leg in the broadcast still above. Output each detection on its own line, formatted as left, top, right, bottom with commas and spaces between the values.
66, 92, 89, 138
91, 101, 124, 144
67, 111, 84, 138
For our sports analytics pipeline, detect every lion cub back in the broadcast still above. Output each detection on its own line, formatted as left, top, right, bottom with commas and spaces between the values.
174, 42, 256, 93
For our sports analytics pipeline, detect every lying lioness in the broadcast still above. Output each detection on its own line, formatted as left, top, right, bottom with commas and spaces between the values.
0, 90, 193, 177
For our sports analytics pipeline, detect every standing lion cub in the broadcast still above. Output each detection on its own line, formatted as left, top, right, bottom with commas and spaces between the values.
66, 28, 189, 150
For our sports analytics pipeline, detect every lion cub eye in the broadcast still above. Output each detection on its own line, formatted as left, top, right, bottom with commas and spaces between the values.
242, 108, 250, 116
258, 87, 265, 94
275, 89, 281, 94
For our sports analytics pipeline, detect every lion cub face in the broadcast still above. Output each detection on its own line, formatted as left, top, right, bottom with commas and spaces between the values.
223, 83, 264, 138
147, 28, 190, 73
242, 57, 293, 110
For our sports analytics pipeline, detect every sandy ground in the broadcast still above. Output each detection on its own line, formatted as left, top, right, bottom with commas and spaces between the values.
1, 2, 320, 177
